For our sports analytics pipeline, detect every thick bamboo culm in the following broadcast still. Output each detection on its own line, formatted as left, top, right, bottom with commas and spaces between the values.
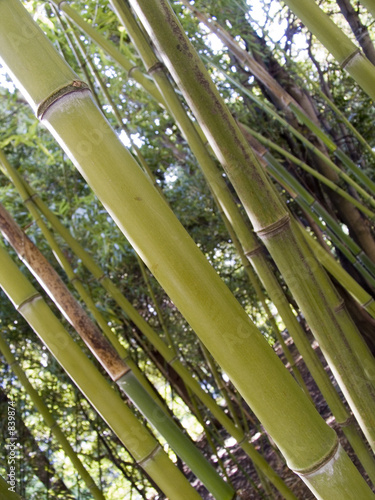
56, 0, 375, 355
0, 204, 234, 500
4, 168, 299, 500
0, 333, 106, 500
108, 0, 310, 398
0, 2, 374, 497
127, 0, 375, 456
0, 245, 203, 500
0, 145, 297, 495
58, 0, 375, 449
282, 0, 375, 101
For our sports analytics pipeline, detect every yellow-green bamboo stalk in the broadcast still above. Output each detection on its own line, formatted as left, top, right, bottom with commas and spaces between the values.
0, 204, 233, 500
241, 124, 375, 221
301, 226, 375, 318
213, 191, 311, 397
0, 150, 169, 409
0, 476, 23, 500
0, 333, 106, 500
1, 3, 373, 495
129, 0, 375, 455
200, 342, 245, 430
16, 180, 299, 500
107, 0, 318, 396
0, 246, 202, 500
184, 1, 375, 197
63, 19, 166, 200
282, 0, 375, 101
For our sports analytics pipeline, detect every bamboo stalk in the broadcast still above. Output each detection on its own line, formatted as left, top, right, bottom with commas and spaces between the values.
300, 226, 375, 318
49, 0, 165, 106
0, 84, 299, 500
13, 174, 298, 500
0, 476, 23, 500
0, 333, 106, 500
129, 0, 375, 459
1, 3, 373, 495
282, 0, 375, 101
241, 124, 375, 220
0, 204, 233, 500
0, 246, 202, 500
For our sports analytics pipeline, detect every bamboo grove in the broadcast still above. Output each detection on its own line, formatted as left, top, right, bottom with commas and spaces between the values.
0, 0, 375, 498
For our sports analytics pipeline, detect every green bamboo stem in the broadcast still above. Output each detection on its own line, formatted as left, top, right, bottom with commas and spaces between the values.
214, 192, 312, 398
254, 144, 375, 287
242, 124, 375, 220
129, 0, 375, 460
0, 246, 202, 500
9, 145, 373, 497
2, 4, 373, 496
108, 0, 318, 398
300, 225, 375, 318
0, 476, 23, 500
0, 205, 233, 500
289, 101, 375, 194
268, 158, 375, 290
240, 126, 375, 286
306, 80, 375, 160
282, 0, 375, 101
205, 56, 375, 207
65, 20, 166, 200
186, 386, 234, 487
135, 253, 176, 351
15, 167, 297, 499
0, 151, 170, 410
0, 333, 106, 500
59, 0, 375, 421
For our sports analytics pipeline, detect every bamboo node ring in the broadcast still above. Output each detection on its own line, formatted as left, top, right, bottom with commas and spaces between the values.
340, 48, 361, 70
293, 439, 340, 477
137, 444, 162, 466
128, 65, 140, 77
168, 355, 179, 365
237, 432, 251, 446
333, 300, 345, 313
148, 62, 165, 75
17, 293, 41, 312
256, 214, 290, 239
37, 81, 91, 119
245, 245, 263, 258
363, 297, 374, 308
338, 415, 355, 428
